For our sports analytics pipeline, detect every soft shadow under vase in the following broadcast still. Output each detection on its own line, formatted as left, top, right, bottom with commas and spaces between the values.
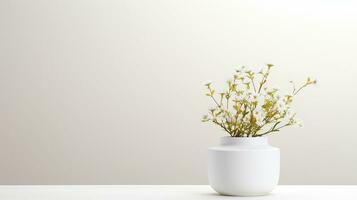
208, 136, 280, 196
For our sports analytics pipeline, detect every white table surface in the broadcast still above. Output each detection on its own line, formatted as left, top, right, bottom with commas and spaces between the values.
0, 185, 356, 200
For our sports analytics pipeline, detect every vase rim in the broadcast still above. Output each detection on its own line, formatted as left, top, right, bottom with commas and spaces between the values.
220, 136, 268, 145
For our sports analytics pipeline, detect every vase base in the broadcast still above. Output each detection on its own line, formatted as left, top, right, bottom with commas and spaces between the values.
217, 191, 271, 197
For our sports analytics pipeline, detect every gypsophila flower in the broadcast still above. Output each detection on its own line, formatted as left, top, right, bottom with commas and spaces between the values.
202, 64, 316, 137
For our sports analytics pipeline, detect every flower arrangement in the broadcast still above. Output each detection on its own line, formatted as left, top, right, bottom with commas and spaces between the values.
202, 64, 316, 137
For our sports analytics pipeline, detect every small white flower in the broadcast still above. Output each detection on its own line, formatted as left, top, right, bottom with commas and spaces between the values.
241, 66, 253, 73
242, 91, 251, 99
244, 66, 251, 72
243, 115, 250, 123
242, 77, 251, 84
295, 118, 303, 127
256, 93, 266, 105
251, 66, 263, 73
226, 116, 235, 123
248, 94, 256, 102
286, 108, 295, 119
238, 66, 246, 72
237, 66, 256, 74
254, 109, 265, 126
236, 94, 244, 101
256, 119, 264, 126
236, 83, 247, 91
254, 105, 265, 116
274, 90, 282, 100
236, 113, 243, 121
242, 66, 262, 73
277, 100, 285, 107
276, 104, 286, 113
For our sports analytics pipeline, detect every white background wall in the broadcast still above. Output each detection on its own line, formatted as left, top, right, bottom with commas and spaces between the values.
1, 0, 357, 184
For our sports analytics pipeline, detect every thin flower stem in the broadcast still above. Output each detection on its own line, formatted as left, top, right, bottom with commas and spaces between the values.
293, 83, 308, 96
275, 123, 290, 130
213, 120, 231, 136
251, 79, 257, 93
210, 96, 220, 107
290, 81, 296, 94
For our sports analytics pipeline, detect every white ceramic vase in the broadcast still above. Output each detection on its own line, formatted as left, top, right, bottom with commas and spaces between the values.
208, 136, 280, 196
